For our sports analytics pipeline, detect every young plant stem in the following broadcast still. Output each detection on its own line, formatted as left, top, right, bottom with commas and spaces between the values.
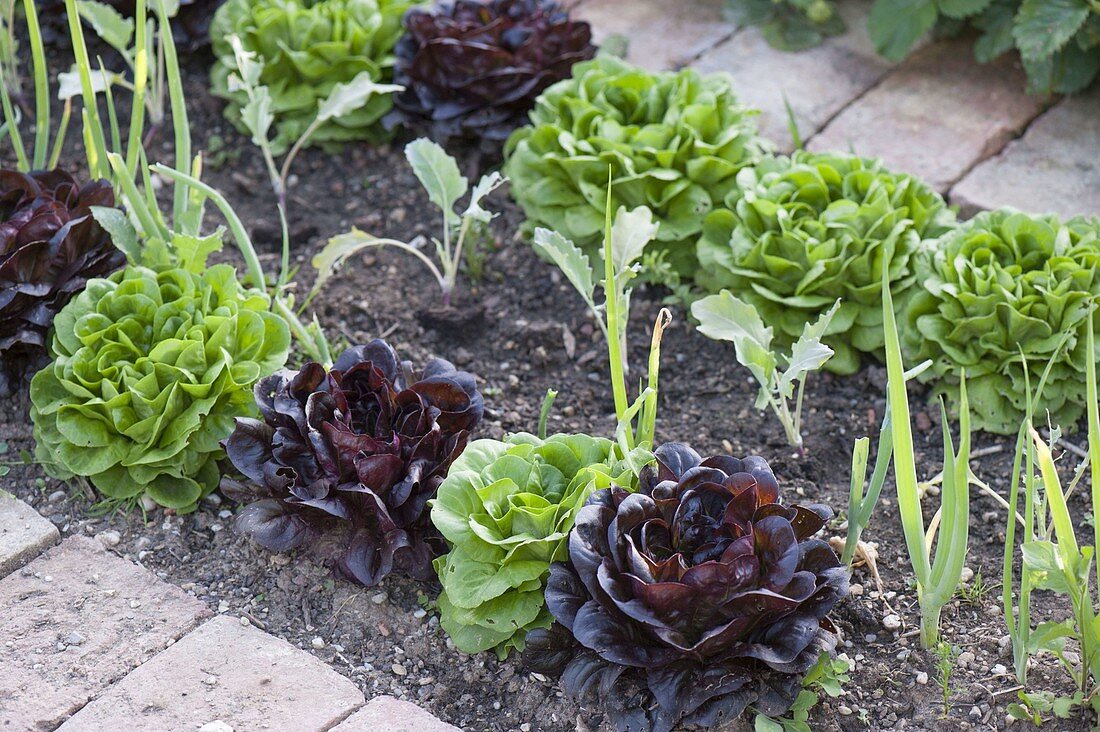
124, 0, 148, 177
537, 389, 558, 441
602, 184, 629, 427
637, 308, 672, 448
1088, 309, 1100, 590
22, 0, 47, 169
64, 0, 110, 179
154, 0, 189, 225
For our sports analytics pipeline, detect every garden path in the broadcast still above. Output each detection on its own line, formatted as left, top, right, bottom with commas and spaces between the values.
0, 491, 457, 732
572, 0, 1100, 219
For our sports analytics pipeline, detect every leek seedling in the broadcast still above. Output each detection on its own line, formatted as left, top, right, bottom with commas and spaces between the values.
881, 249, 971, 649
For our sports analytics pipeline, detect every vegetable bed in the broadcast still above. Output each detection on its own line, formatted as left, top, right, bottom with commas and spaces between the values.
5, 0, 1100, 728
0, 49, 1092, 730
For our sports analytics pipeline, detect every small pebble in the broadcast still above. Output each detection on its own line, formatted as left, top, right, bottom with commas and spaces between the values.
392, 663, 407, 676
915, 671, 929, 685
958, 651, 975, 668
969, 706, 981, 720
838, 705, 852, 716
991, 663, 1007, 676
882, 614, 901, 631
239, 616, 251, 627
204, 676, 218, 686
198, 723, 232, 732
412, 608, 427, 620
848, 583, 863, 596
96, 531, 120, 547
66, 632, 85, 646
129, 600, 141, 609
960, 566, 975, 583
311, 637, 324, 649
371, 592, 388, 605
48, 490, 67, 503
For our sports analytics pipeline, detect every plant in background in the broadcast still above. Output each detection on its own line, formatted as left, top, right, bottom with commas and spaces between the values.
905, 209, 1100, 435
222, 340, 483, 586
38, 0, 225, 51
525, 443, 849, 732
724, 0, 844, 51
692, 291, 839, 450
882, 249, 972, 648
696, 151, 955, 374
431, 432, 630, 656
314, 138, 505, 306
210, 0, 422, 153
0, 171, 125, 394
503, 56, 767, 276
386, 0, 597, 152
218, 34, 402, 213
867, 0, 1100, 94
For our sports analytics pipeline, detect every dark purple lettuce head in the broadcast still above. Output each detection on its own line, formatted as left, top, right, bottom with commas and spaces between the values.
222, 340, 484, 586
526, 443, 848, 732
387, 0, 597, 151
0, 169, 124, 394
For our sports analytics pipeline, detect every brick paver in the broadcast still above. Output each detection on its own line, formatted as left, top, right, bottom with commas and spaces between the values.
807, 36, 1050, 191
0, 535, 209, 729
950, 86, 1100, 219
572, 0, 733, 71
59, 615, 366, 731
695, 0, 892, 151
0, 490, 58, 578
331, 696, 460, 732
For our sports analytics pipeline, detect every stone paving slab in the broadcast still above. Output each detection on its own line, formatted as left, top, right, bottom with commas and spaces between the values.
807, 36, 1050, 191
59, 615, 366, 732
0, 489, 58, 578
330, 696, 460, 732
573, 0, 734, 71
0, 535, 210, 730
950, 87, 1100, 219
694, 1, 892, 151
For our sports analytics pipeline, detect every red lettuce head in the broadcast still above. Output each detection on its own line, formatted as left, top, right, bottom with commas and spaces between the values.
387, 0, 597, 151
222, 340, 484, 586
526, 443, 848, 732
0, 169, 124, 394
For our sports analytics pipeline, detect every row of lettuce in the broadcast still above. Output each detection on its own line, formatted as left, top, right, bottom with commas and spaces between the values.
4, 0, 1100, 729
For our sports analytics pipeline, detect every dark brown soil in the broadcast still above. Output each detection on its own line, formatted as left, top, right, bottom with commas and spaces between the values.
1, 45, 1093, 732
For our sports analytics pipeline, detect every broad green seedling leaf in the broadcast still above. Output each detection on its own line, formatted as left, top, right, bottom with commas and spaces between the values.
531, 228, 596, 307
316, 73, 402, 123
609, 204, 658, 272
57, 67, 118, 100
778, 299, 840, 398
693, 290, 776, 388
90, 206, 141, 263
76, 0, 133, 55
464, 171, 506, 224
406, 138, 467, 226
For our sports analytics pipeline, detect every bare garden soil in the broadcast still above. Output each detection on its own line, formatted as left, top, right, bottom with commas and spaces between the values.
0, 50, 1092, 732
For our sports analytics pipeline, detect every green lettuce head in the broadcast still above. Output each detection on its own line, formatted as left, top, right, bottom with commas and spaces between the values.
210, 0, 421, 153
30, 238, 291, 512
431, 432, 634, 658
502, 56, 766, 273
696, 152, 955, 374
906, 209, 1100, 435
